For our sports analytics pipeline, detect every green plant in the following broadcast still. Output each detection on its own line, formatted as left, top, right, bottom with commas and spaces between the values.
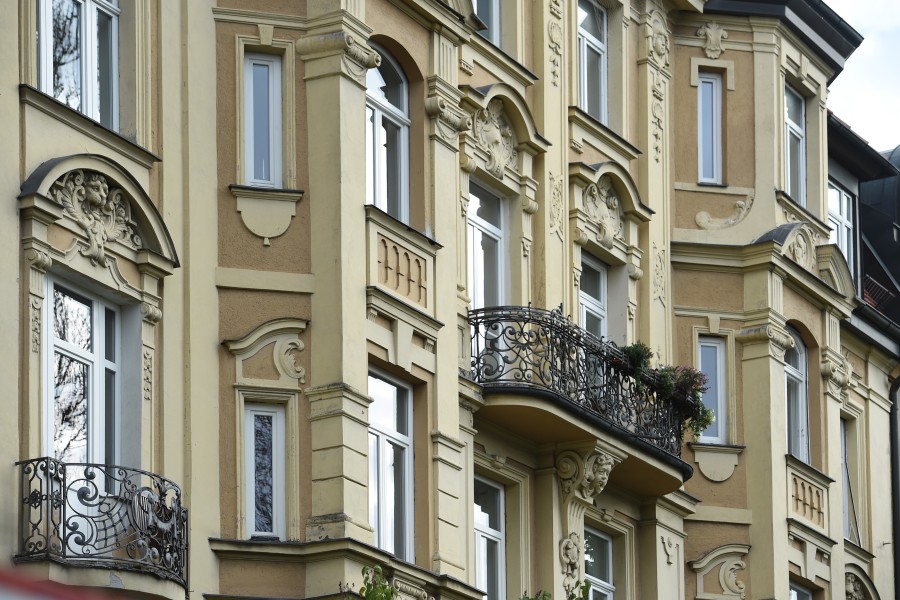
566, 580, 592, 600
620, 341, 653, 378
519, 592, 552, 600
670, 365, 712, 438
359, 565, 397, 600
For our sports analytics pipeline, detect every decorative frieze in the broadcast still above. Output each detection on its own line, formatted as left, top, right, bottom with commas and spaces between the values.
375, 233, 429, 309
48, 170, 143, 267
697, 22, 728, 59
791, 470, 826, 529
472, 98, 518, 179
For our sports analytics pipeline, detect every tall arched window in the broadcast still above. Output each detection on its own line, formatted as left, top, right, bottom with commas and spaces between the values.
365, 47, 409, 223
785, 328, 809, 463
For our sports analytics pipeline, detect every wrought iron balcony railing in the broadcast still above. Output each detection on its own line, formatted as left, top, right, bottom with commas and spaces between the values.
16, 457, 189, 588
469, 305, 691, 457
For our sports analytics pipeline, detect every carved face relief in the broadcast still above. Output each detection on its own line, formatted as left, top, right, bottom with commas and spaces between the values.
583, 176, 623, 248
473, 98, 518, 179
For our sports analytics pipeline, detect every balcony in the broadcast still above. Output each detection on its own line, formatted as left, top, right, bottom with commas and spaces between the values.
468, 306, 695, 458
15, 458, 188, 589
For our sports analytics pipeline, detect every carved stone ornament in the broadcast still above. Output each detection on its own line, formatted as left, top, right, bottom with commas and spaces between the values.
548, 21, 563, 87
24, 248, 52, 272
473, 98, 518, 179
661, 536, 677, 565
342, 35, 380, 84
141, 302, 162, 325
645, 11, 670, 68
583, 176, 624, 248
652, 99, 664, 163
822, 355, 851, 397
142, 349, 153, 403
697, 22, 728, 59
559, 531, 581, 595
48, 170, 143, 267
425, 95, 471, 142
549, 173, 564, 240
736, 324, 795, 358
784, 224, 822, 272
276, 338, 307, 383
690, 543, 750, 599
30, 297, 42, 353
696, 193, 754, 230
845, 573, 864, 600
653, 243, 666, 302
557, 449, 616, 505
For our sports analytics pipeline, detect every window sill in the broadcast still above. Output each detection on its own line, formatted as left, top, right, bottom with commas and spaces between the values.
19, 84, 159, 169
688, 442, 744, 482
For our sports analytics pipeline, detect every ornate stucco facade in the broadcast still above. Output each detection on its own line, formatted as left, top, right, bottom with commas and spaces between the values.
2, 1, 898, 600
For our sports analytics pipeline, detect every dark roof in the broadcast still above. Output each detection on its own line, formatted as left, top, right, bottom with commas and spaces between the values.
860, 144, 900, 218
703, 0, 862, 80
829, 113, 900, 182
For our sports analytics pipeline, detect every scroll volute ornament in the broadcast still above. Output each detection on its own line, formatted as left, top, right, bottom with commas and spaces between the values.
473, 98, 518, 179
557, 449, 617, 505
49, 169, 143, 267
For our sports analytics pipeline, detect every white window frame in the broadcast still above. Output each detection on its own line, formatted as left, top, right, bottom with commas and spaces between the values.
474, 0, 501, 46
368, 371, 414, 561
697, 72, 723, 184
584, 527, 615, 600
244, 53, 283, 188
698, 336, 727, 444
577, 0, 608, 124
785, 328, 810, 463
789, 583, 813, 600
580, 254, 608, 340
37, 0, 120, 129
44, 278, 121, 465
785, 84, 806, 205
244, 403, 286, 539
473, 476, 506, 600
828, 181, 856, 276
841, 418, 861, 545
365, 48, 410, 223
467, 183, 505, 311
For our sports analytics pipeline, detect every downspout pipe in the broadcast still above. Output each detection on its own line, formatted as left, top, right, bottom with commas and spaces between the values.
891, 376, 900, 600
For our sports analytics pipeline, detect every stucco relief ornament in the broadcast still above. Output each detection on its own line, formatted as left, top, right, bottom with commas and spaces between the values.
697, 22, 728, 59
142, 350, 153, 403
583, 176, 623, 248
646, 12, 670, 68
653, 243, 666, 302
845, 573, 864, 600
784, 225, 821, 272
549, 173, 564, 240
557, 450, 616, 504
275, 338, 307, 383
548, 21, 563, 86
425, 95, 471, 142
559, 532, 581, 595
696, 193, 754, 230
473, 98, 518, 179
651, 100, 664, 163
49, 170, 142, 267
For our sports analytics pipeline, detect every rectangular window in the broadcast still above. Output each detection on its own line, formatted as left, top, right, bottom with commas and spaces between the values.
828, 182, 856, 276
580, 254, 608, 339
368, 372, 413, 560
474, 0, 500, 46
698, 72, 723, 184
47, 280, 120, 465
785, 330, 810, 463
244, 53, 283, 188
467, 184, 504, 310
37, 0, 120, 129
474, 477, 505, 600
789, 584, 813, 600
244, 404, 286, 539
577, 0, 608, 124
698, 336, 726, 443
841, 418, 861, 544
584, 528, 615, 600
785, 85, 806, 205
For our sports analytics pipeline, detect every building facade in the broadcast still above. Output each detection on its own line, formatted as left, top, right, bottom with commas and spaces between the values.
1, 1, 897, 600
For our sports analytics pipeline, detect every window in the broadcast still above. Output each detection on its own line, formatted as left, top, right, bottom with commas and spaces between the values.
474, 477, 505, 600
366, 49, 409, 223
577, 0, 608, 123
580, 254, 608, 339
368, 372, 413, 560
584, 528, 615, 600
841, 418, 861, 544
244, 404, 286, 539
785, 85, 806, 205
474, 0, 500, 45
698, 72, 723, 184
785, 329, 809, 463
698, 337, 726, 444
37, 0, 119, 129
46, 280, 120, 464
467, 183, 504, 310
244, 53, 283, 188
789, 583, 813, 600
828, 182, 856, 276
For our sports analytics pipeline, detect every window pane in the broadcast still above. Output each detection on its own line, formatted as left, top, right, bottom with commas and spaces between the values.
828, 185, 841, 219
104, 368, 115, 464
788, 133, 802, 199
578, 0, 605, 42
382, 116, 402, 218
785, 88, 803, 125
390, 441, 406, 559
699, 79, 715, 179
369, 376, 407, 435
54, 352, 89, 462
484, 538, 500, 599
252, 63, 271, 181
584, 311, 603, 339
584, 45, 602, 120
475, 0, 496, 43
582, 262, 603, 301
700, 343, 720, 439
474, 479, 502, 531
253, 414, 274, 532
473, 189, 502, 228
52, 0, 82, 111
368, 432, 379, 538
584, 530, 610, 581
366, 106, 375, 205
104, 308, 116, 362
96, 8, 114, 128
54, 287, 92, 351
480, 232, 500, 306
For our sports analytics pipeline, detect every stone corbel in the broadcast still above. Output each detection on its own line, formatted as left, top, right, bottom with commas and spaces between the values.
230, 185, 303, 246
736, 324, 794, 359
821, 355, 851, 398
295, 31, 380, 85
425, 95, 471, 144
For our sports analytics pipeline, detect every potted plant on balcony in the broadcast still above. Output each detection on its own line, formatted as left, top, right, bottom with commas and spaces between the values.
656, 365, 713, 438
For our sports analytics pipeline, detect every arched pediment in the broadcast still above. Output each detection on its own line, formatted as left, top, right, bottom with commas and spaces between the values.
816, 243, 857, 303
845, 567, 881, 600
591, 162, 652, 221
19, 154, 179, 269
469, 83, 549, 156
